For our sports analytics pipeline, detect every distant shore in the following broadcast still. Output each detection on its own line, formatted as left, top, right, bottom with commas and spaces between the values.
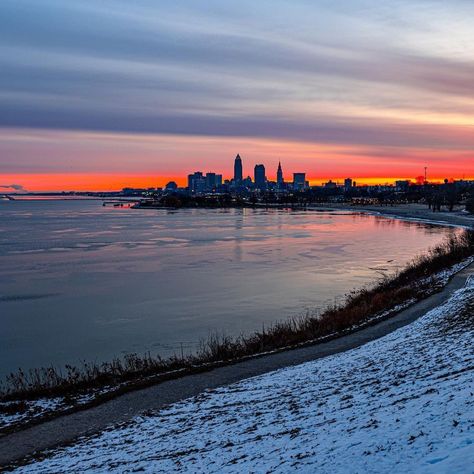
7, 196, 474, 229
132, 199, 474, 228
308, 202, 473, 229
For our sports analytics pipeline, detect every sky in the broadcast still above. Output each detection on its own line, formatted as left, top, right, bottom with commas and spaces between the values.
1, 0, 474, 191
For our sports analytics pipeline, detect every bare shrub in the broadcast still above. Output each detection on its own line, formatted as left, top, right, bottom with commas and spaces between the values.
1, 230, 472, 401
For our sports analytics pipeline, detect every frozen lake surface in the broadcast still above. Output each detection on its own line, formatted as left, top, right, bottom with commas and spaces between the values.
0, 200, 456, 376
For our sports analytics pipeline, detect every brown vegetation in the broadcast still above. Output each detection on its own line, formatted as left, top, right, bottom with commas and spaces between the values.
1, 230, 473, 402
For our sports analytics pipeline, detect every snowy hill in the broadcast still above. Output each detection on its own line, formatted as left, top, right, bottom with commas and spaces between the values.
15, 278, 474, 473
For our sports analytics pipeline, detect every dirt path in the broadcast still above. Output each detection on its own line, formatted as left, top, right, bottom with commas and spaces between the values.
1, 262, 473, 469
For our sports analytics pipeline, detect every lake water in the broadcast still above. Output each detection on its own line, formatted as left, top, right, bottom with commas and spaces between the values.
0, 200, 456, 377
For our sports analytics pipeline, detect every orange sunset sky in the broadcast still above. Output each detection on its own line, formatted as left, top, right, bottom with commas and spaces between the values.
1, 1, 473, 192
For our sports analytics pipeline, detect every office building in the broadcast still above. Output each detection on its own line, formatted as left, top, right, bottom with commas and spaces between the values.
293, 172, 307, 191
254, 164, 266, 190
205, 173, 222, 190
234, 154, 243, 184
344, 178, 353, 192
188, 172, 206, 193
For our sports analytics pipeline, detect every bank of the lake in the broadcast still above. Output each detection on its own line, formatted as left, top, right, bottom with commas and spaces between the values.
1, 257, 473, 469
10, 261, 472, 473
0, 200, 472, 440
309, 202, 473, 229
1, 201, 456, 378
1, 226, 473, 438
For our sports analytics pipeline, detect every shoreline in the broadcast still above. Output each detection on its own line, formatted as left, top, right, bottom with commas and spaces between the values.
1, 205, 473, 468
1, 260, 473, 468
307, 202, 473, 229
6, 198, 474, 229
131, 201, 474, 229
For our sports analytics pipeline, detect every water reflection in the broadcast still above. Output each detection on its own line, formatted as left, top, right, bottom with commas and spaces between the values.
0, 200, 457, 376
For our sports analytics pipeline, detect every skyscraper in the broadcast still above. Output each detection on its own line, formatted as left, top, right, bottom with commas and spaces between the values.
188, 171, 205, 193
293, 172, 307, 191
234, 154, 243, 184
254, 164, 266, 190
205, 172, 222, 189
277, 161, 284, 185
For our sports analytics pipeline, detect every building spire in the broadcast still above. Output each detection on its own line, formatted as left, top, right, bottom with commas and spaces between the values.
277, 161, 284, 185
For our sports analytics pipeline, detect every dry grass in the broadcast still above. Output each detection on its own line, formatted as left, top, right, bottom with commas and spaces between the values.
1, 230, 473, 401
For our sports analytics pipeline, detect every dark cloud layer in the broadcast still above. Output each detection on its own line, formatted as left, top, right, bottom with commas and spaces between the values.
1, 0, 474, 151
2, 105, 474, 151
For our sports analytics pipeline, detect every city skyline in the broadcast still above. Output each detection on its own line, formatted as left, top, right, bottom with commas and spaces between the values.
1, 1, 474, 192
1, 150, 469, 193
3, 147, 460, 194
181, 156, 311, 195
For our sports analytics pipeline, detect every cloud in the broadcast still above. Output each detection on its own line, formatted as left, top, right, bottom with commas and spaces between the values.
1, 104, 474, 150
1, 1, 474, 148
0, 184, 27, 192
1, 0, 474, 177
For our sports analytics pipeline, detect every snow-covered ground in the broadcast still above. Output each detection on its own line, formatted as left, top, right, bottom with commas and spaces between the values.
0, 397, 64, 429
3, 257, 472, 435
13, 276, 474, 473
0, 389, 112, 432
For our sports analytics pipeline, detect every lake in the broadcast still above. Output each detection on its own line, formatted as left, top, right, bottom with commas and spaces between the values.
0, 199, 456, 377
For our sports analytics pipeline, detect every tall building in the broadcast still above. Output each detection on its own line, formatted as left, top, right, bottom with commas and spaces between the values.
293, 172, 307, 191
254, 164, 266, 190
188, 171, 205, 193
205, 173, 216, 189
234, 154, 243, 184
344, 178, 353, 192
277, 161, 284, 185
205, 172, 222, 189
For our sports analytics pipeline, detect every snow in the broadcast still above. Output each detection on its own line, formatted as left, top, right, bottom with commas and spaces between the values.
2, 257, 471, 434
0, 388, 115, 433
429, 256, 474, 286
0, 398, 64, 429
13, 273, 474, 473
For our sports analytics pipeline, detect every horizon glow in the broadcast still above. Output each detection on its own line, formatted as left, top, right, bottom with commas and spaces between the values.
1, 0, 473, 192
